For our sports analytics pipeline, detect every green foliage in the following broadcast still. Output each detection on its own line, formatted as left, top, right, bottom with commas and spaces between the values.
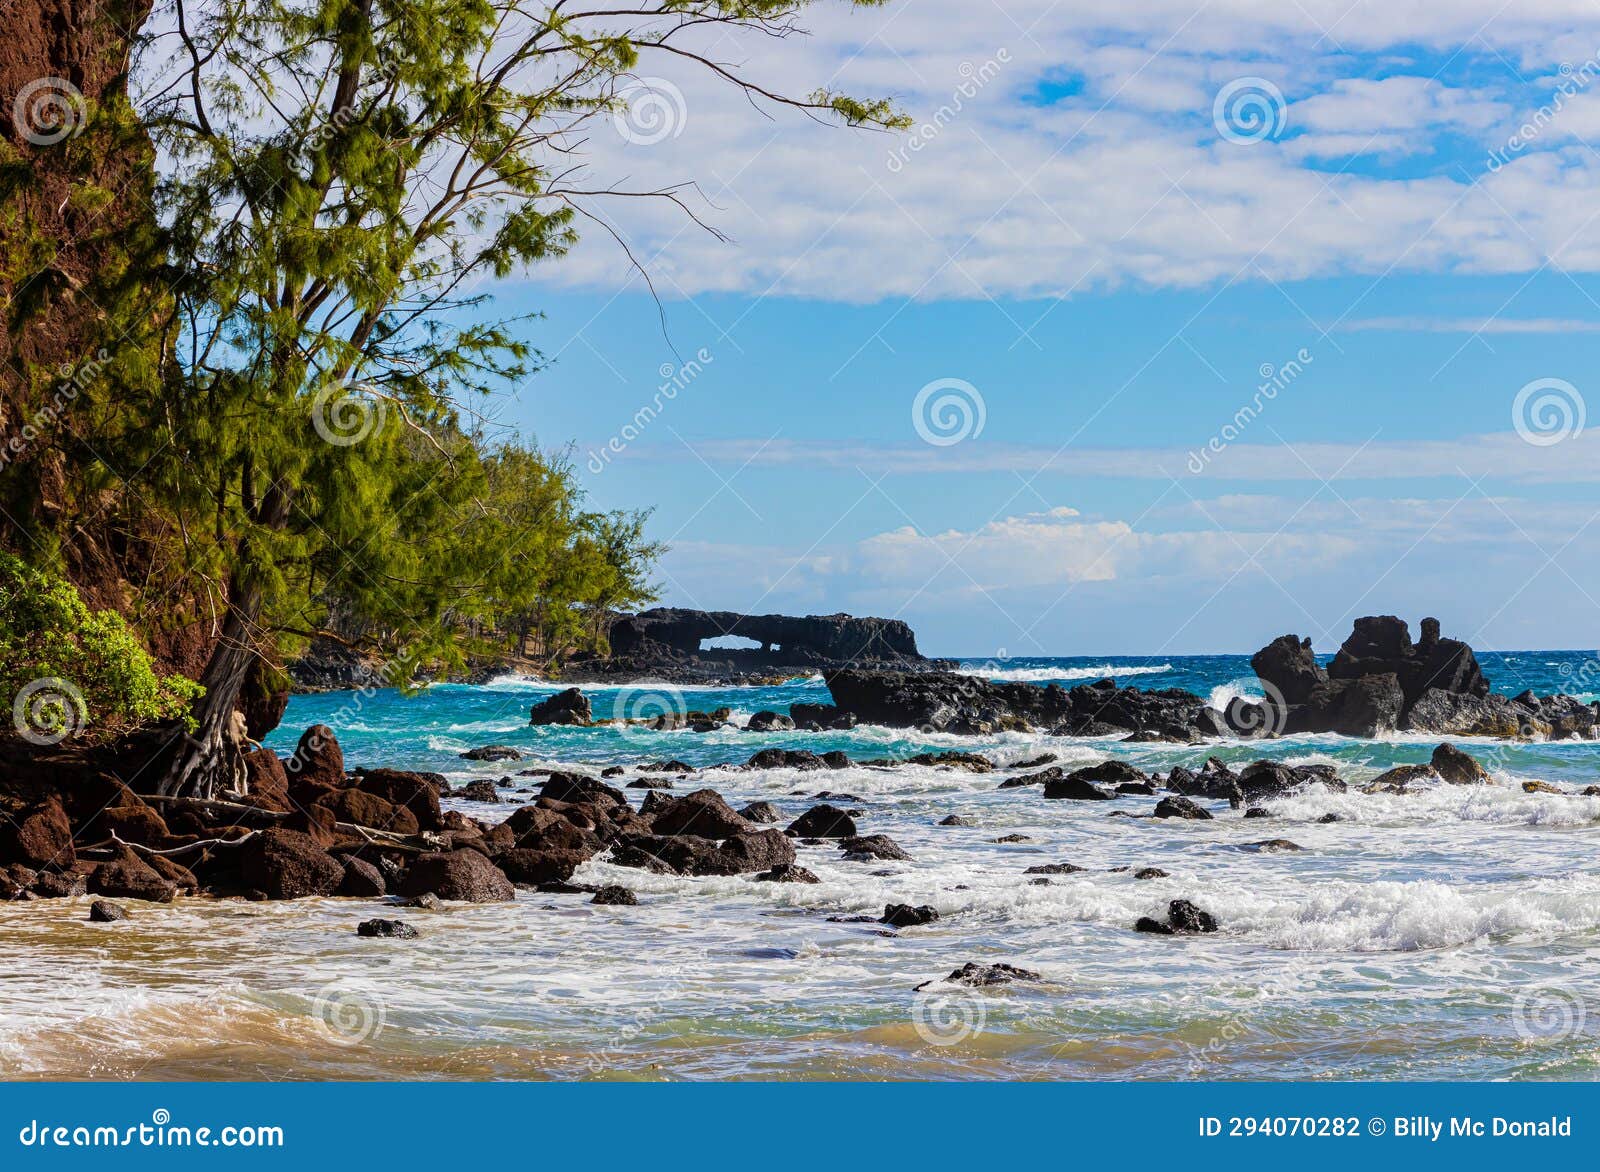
0, 553, 203, 739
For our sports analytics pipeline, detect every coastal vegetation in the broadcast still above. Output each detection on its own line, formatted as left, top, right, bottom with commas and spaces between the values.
0, 0, 905, 790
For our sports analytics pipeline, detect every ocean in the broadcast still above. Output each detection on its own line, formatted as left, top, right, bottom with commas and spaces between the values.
4, 652, 1598, 1080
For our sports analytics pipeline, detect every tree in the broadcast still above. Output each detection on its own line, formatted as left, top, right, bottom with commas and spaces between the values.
125, 0, 905, 796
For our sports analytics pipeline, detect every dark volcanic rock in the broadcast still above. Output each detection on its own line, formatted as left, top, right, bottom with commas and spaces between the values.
591, 885, 638, 906
88, 848, 178, 903
497, 848, 588, 886
1024, 862, 1086, 875
646, 789, 752, 838
754, 863, 821, 883
529, 688, 592, 726
357, 918, 419, 938
1134, 867, 1170, 879
746, 748, 828, 771
1041, 772, 1115, 801
938, 814, 975, 827
0, 796, 73, 869
1137, 898, 1218, 935
456, 780, 502, 804
737, 801, 782, 823
881, 903, 939, 927
88, 899, 128, 922
1153, 795, 1213, 820
746, 710, 795, 732
786, 804, 857, 838
840, 834, 910, 861
905, 750, 995, 772
916, 962, 1042, 990
400, 850, 514, 902
460, 745, 522, 762
612, 828, 794, 877
1431, 742, 1492, 784
286, 724, 346, 788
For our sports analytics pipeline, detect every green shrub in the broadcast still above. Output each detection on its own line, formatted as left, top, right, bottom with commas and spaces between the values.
0, 552, 202, 741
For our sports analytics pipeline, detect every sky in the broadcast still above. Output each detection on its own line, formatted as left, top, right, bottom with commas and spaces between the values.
480, 0, 1600, 657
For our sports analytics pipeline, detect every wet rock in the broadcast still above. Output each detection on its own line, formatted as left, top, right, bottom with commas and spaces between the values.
840, 834, 910, 861
821, 751, 852, 770
646, 789, 752, 838
591, 885, 638, 906
601, 766, 625, 778
1137, 898, 1218, 935
1153, 795, 1213, 820
97, 803, 170, 848
1242, 807, 1272, 819
88, 899, 128, 922
460, 745, 522, 762
537, 772, 626, 806
1584, 785, 1600, 797
906, 750, 995, 773
320, 788, 420, 836
1024, 862, 1085, 875
786, 803, 857, 838
1522, 780, 1562, 795
1366, 762, 1437, 791
1134, 867, 1169, 880
612, 828, 794, 877
457, 780, 502, 804
337, 857, 387, 897
1029, 877, 1052, 886
1243, 838, 1303, 852
402, 892, 442, 910
754, 863, 821, 883
1013, 753, 1058, 769
354, 769, 445, 832
32, 870, 86, 899
89, 846, 178, 903
239, 829, 344, 900
746, 710, 795, 732
998, 769, 1053, 789
791, 702, 845, 726
916, 962, 1043, 991
992, 833, 1032, 843
747, 748, 827, 771
1116, 781, 1156, 795
0, 796, 73, 869
529, 687, 592, 726
1042, 773, 1114, 801
1432, 742, 1491, 784
357, 918, 418, 938
496, 848, 588, 886
737, 801, 782, 824
399, 849, 514, 902
627, 778, 675, 790
938, 814, 975, 827
881, 903, 939, 927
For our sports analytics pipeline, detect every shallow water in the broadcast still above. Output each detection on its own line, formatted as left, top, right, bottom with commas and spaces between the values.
4, 653, 1599, 1080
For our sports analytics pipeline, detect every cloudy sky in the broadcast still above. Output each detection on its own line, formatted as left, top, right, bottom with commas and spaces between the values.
492, 0, 1600, 656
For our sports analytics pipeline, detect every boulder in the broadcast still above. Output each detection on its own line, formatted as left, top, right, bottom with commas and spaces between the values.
840, 834, 910, 861
646, 789, 752, 838
881, 903, 939, 927
357, 918, 419, 938
321, 788, 420, 835
88, 899, 129, 922
1431, 742, 1492, 784
0, 796, 73, 869
496, 847, 588, 886
242, 748, 293, 812
754, 863, 820, 883
400, 849, 514, 902
239, 829, 344, 900
612, 828, 794, 877
459, 745, 522, 762
1249, 635, 1328, 705
286, 725, 346, 788
337, 857, 387, 897
1153, 795, 1212, 820
89, 846, 177, 903
1366, 762, 1437, 791
32, 870, 86, 898
905, 750, 995, 772
745, 710, 795, 732
917, 962, 1041, 990
737, 801, 782, 824
786, 804, 857, 837
355, 769, 444, 831
456, 780, 501, 804
1041, 773, 1114, 800
1134, 867, 1169, 880
938, 814, 975, 827
591, 885, 638, 906
746, 748, 827, 771
1025, 862, 1085, 875
1137, 898, 1218, 935
529, 688, 592, 726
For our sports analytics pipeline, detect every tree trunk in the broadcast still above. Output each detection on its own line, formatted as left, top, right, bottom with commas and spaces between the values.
157, 584, 262, 799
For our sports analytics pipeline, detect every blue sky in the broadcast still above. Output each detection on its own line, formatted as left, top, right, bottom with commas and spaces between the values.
476, 2, 1600, 656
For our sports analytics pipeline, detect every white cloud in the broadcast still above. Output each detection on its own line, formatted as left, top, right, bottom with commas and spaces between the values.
516, 1, 1600, 300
